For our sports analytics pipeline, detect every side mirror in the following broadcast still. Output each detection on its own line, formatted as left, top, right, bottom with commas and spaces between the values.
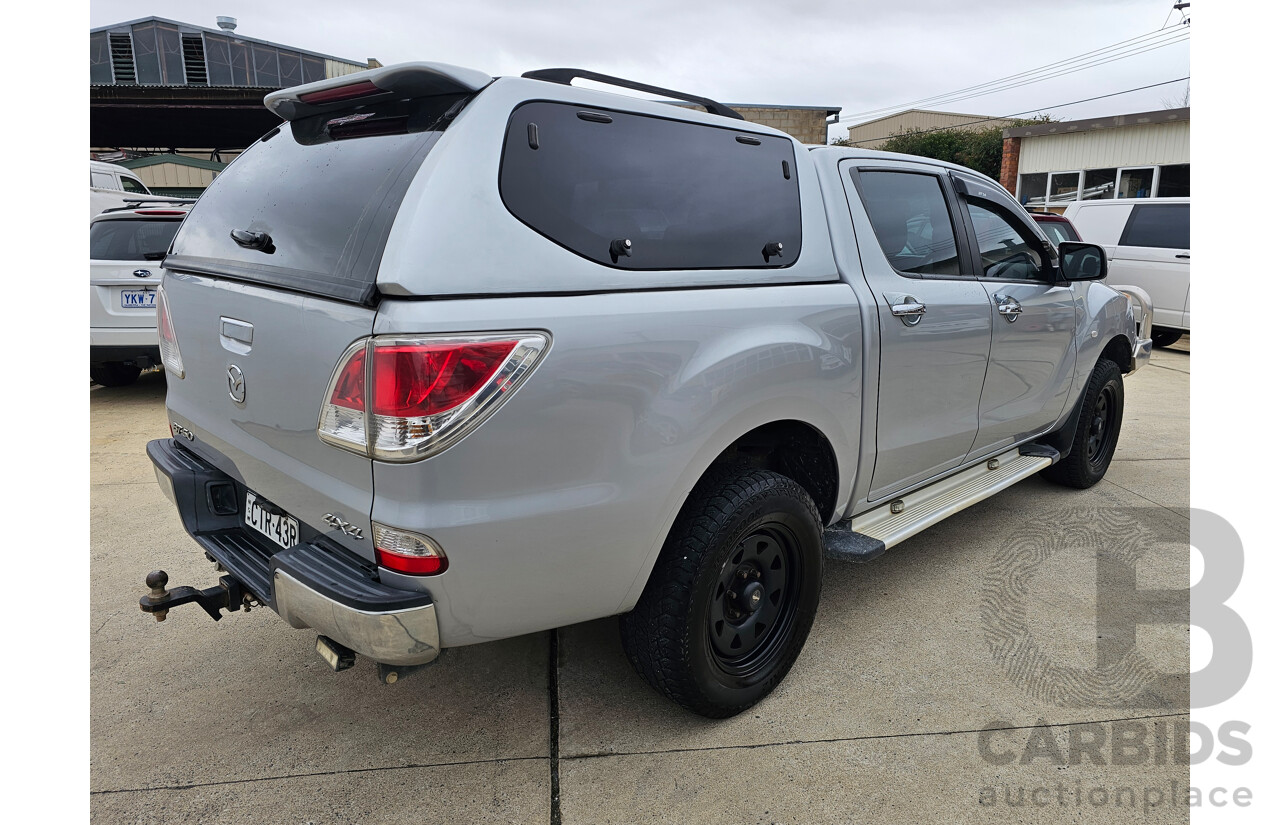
1058, 242, 1108, 281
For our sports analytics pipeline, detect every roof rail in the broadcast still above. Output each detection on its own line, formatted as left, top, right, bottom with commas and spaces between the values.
100, 198, 197, 214
520, 68, 744, 121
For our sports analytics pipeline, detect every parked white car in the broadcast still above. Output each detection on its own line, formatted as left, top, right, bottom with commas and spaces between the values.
90, 203, 191, 386
1063, 197, 1189, 347
91, 160, 175, 219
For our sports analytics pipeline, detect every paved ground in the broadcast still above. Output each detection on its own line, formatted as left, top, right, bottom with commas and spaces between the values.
90, 340, 1190, 824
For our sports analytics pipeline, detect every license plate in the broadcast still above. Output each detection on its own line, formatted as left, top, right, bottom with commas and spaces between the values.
120, 288, 157, 309
244, 491, 299, 550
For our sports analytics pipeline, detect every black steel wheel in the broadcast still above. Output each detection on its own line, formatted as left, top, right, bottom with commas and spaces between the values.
1041, 357, 1124, 489
620, 467, 823, 718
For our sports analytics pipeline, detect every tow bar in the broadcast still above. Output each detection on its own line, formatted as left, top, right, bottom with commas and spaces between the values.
138, 570, 249, 621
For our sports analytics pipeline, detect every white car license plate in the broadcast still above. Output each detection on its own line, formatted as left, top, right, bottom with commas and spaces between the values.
244, 491, 299, 550
120, 288, 157, 309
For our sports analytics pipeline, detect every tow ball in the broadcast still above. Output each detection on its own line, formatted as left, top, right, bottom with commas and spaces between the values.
138, 570, 249, 621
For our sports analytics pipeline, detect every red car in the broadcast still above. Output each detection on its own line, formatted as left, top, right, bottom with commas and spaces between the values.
1030, 211, 1081, 245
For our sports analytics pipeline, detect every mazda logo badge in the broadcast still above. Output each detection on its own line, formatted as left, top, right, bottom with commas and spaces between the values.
227, 364, 246, 403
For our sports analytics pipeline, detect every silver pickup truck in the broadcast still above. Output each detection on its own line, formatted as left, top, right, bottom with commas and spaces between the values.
142, 63, 1152, 718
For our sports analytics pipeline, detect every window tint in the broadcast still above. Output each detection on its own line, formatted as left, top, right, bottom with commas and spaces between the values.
168, 95, 464, 304
120, 177, 148, 194
1158, 164, 1190, 198
500, 102, 801, 270
966, 202, 1043, 280
856, 171, 960, 276
1119, 204, 1190, 249
90, 219, 183, 261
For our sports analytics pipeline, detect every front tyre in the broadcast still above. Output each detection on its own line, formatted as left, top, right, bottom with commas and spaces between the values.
1041, 357, 1124, 489
620, 468, 823, 718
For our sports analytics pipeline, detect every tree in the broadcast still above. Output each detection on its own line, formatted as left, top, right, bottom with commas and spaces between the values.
833, 117, 1049, 181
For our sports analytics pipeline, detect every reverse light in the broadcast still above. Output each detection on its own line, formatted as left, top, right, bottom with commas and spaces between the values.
373, 524, 447, 575
318, 332, 549, 461
156, 281, 184, 378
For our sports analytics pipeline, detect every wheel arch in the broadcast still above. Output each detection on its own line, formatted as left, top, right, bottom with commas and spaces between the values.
615, 403, 853, 615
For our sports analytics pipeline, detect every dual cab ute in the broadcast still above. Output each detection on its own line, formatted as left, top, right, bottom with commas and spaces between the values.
142, 63, 1151, 717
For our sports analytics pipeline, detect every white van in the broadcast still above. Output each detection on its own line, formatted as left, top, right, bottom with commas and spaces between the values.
1063, 197, 1189, 347
91, 160, 169, 218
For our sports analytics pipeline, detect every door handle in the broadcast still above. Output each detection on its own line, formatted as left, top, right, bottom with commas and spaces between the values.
888, 297, 927, 327
994, 294, 1022, 323
1175, 253, 1190, 259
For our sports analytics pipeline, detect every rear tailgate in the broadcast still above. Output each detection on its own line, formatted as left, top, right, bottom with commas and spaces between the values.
158, 80, 481, 561
161, 272, 376, 559
89, 260, 161, 330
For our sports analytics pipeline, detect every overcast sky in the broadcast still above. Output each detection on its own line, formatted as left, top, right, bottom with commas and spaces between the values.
89, 0, 1191, 140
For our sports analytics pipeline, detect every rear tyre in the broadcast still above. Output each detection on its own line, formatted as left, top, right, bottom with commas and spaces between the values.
1041, 358, 1123, 489
619, 467, 823, 718
90, 363, 142, 387
1152, 328, 1183, 348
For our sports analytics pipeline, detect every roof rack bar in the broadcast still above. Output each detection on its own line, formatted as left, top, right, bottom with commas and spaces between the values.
101, 198, 198, 213
520, 68, 744, 121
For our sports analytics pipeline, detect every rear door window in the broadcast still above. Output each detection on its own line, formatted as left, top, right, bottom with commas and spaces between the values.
1118, 203, 1190, 249
90, 219, 183, 261
853, 170, 962, 277
499, 102, 801, 270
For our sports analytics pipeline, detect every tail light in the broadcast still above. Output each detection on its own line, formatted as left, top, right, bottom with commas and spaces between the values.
373, 524, 447, 575
156, 281, 184, 378
318, 332, 549, 461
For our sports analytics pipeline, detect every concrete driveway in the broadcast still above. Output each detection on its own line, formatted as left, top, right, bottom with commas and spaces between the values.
90, 341, 1190, 824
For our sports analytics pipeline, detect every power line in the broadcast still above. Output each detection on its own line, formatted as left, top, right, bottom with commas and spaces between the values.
839, 76, 1191, 146
841, 27, 1186, 121
840, 27, 1189, 123
840, 33, 1188, 122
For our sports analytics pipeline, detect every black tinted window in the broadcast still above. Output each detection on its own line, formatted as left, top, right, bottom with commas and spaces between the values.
1119, 204, 1190, 249
500, 102, 801, 270
856, 170, 960, 276
90, 219, 183, 261
168, 95, 464, 304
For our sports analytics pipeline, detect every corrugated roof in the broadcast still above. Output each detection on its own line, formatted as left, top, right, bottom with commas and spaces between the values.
90, 16, 368, 67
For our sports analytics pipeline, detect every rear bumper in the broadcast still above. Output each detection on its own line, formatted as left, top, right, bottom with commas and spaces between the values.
91, 326, 158, 349
147, 438, 440, 666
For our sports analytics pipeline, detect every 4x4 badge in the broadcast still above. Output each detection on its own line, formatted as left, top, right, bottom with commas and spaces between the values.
227, 365, 246, 403
323, 513, 364, 539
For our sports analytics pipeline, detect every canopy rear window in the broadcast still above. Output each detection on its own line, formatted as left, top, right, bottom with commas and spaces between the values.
166, 94, 467, 304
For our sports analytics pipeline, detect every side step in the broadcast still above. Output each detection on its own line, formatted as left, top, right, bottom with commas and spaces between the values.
823, 446, 1056, 562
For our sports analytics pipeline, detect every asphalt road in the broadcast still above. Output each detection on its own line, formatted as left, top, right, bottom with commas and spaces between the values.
90, 340, 1191, 824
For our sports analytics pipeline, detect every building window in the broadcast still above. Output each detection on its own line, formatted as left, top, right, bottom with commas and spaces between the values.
1158, 164, 1190, 198
1118, 168, 1155, 199
1018, 173, 1048, 208
90, 32, 113, 84
1048, 172, 1082, 206
1082, 168, 1118, 200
